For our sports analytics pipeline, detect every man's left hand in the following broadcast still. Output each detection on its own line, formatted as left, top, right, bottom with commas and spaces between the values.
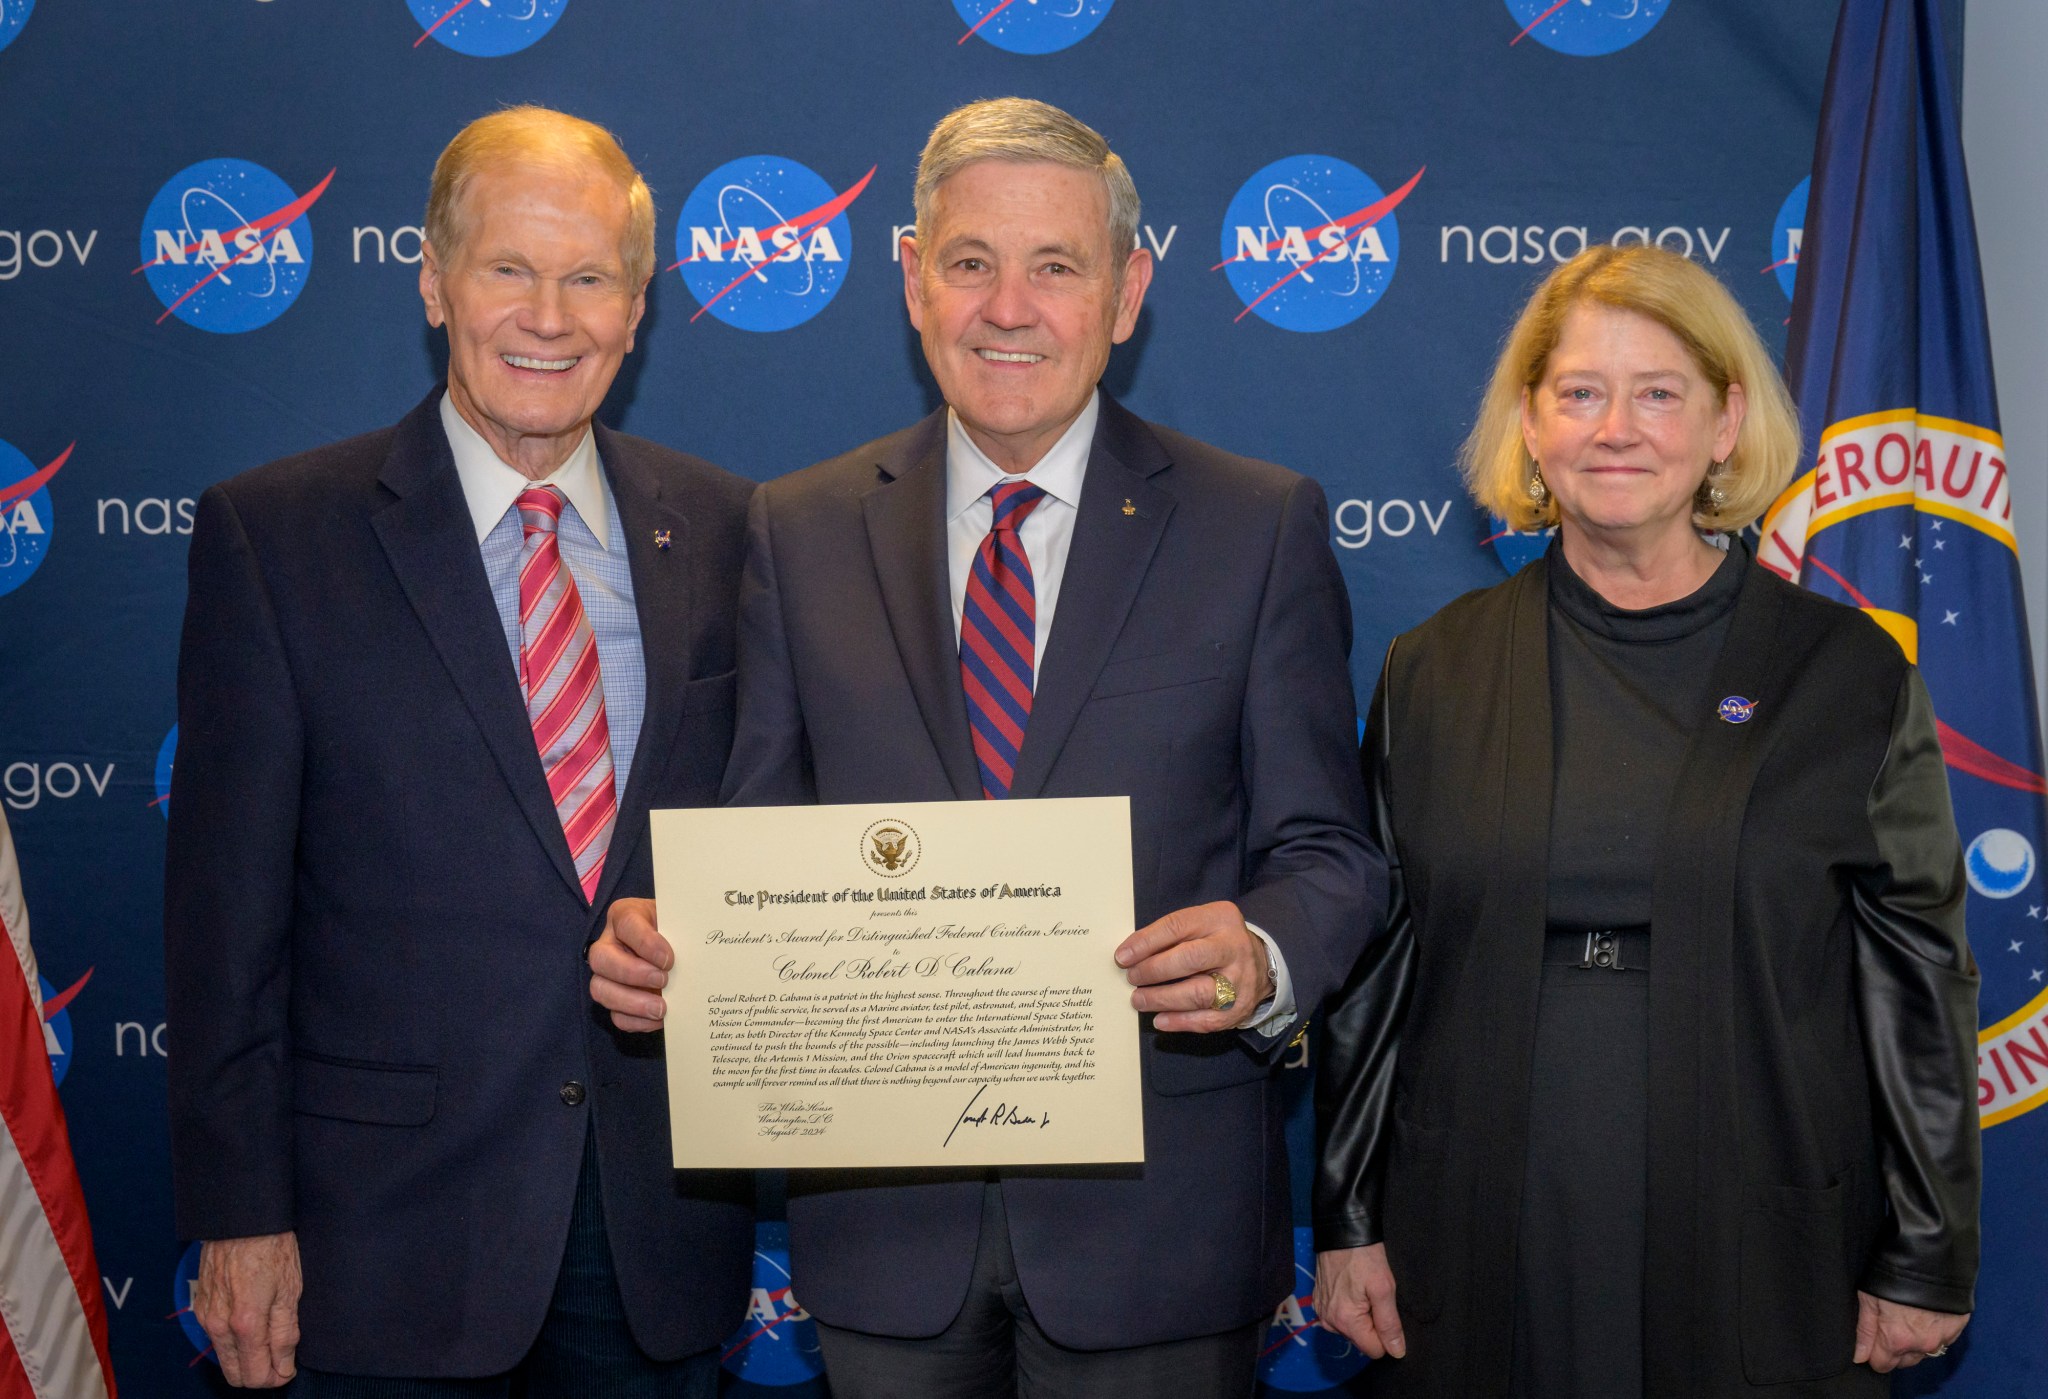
1116, 901, 1272, 1033
1855, 1292, 1968, 1372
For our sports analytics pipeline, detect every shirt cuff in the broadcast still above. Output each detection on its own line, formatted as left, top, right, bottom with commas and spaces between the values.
1241, 921, 1297, 1040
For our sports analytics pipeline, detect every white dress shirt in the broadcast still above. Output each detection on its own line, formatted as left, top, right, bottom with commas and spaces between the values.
942, 391, 1297, 1037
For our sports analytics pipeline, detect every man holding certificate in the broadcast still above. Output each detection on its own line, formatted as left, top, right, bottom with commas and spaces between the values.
591, 98, 1379, 1397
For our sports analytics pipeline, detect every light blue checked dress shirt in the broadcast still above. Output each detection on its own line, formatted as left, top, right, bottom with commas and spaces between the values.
440, 393, 645, 803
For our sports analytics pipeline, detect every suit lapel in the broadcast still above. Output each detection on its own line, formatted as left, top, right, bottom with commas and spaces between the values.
591, 425, 694, 911
370, 391, 587, 905
1007, 399, 1174, 802
861, 410, 983, 802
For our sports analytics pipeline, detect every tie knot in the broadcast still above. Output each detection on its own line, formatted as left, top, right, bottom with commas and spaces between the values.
989, 481, 1047, 533
517, 486, 565, 537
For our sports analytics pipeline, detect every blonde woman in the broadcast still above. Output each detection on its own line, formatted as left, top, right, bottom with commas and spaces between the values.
1311, 245, 1979, 1397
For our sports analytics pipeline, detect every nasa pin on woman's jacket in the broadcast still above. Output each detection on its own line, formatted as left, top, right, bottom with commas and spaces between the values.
1315, 555, 1980, 1397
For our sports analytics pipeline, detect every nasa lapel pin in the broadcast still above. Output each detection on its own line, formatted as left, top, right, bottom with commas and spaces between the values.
1122, 498, 1137, 517
654, 529, 673, 552
1717, 695, 1758, 724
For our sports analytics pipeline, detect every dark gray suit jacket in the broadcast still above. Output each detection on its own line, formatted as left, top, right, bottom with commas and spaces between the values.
723, 394, 1381, 1348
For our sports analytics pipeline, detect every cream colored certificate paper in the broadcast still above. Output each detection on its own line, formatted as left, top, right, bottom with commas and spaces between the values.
650, 798, 1144, 1169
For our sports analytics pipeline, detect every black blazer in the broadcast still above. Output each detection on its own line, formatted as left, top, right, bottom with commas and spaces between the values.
1315, 554, 1980, 1397
165, 391, 756, 1374
723, 395, 1381, 1348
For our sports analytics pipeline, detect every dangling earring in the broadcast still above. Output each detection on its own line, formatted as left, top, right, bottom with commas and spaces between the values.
1697, 460, 1728, 511
1526, 466, 1549, 504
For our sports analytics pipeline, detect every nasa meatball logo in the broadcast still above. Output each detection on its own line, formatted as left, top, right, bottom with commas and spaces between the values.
39, 970, 91, 1089
172, 1242, 215, 1363
1484, 514, 1553, 574
672, 157, 874, 332
0, 0, 34, 55
1716, 695, 1758, 724
408, 0, 569, 55
1215, 157, 1422, 332
1505, 0, 1671, 55
1966, 829, 2036, 901
0, 438, 70, 598
1765, 176, 1807, 302
719, 1223, 823, 1386
136, 159, 333, 332
154, 725, 178, 820
953, 0, 1114, 53
1260, 1227, 1368, 1390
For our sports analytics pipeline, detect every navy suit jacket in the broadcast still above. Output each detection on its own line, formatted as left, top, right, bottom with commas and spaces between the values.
164, 391, 755, 1376
724, 395, 1380, 1349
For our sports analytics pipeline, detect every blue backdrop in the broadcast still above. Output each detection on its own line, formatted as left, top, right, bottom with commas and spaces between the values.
5, 1, 2024, 1395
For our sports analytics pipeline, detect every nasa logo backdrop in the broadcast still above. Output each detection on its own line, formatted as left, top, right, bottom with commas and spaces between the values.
1, 3, 2012, 1397
674, 157, 871, 332
137, 161, 329, 333
0, 437, 64, 597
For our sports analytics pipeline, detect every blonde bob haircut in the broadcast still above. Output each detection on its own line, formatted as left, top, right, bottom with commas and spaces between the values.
1460, 243, 1800, 534
913, 97, 1141, 282
425, 105, 657, 288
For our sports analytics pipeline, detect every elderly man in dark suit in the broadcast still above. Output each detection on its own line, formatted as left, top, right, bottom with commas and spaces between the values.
165, 107, 753, 1396
589, 98, 1380, 1398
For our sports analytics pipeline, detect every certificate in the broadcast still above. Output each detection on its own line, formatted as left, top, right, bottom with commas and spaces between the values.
650, 798, 1144, 1169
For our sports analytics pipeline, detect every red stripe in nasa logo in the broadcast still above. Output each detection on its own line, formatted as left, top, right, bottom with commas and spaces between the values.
959, 0, 1018, 44
1510, 0, 1573, 45
413, 0, 476, 48
0, 441, 70, 511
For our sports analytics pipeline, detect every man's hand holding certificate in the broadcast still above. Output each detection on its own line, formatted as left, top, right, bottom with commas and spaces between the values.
589, 797, 1277, 1169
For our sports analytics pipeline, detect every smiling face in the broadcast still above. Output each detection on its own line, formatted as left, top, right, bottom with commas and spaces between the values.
420, 161, 647, 479
902, 159, 1151, 474
1521, 302, 1744, 551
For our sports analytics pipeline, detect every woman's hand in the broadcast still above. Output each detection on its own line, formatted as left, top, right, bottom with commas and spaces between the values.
1313, 1243, 1407, 1359
1855, 1292, 1968, 1371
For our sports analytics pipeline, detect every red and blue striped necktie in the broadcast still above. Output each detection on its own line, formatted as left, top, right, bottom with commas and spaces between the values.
515, 486, 617, 902
960, 480, 1048, 800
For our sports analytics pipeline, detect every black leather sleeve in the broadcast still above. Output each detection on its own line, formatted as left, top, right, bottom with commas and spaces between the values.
1312, 649, 1416, 1251
1850, 667, 1981, 1314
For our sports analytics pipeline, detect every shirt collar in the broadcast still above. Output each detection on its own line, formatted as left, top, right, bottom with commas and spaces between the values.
440, 391, 612, 549
944, 390, 1098, 524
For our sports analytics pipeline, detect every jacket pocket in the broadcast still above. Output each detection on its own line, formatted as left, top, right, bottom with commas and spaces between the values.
1739, 1177, 1858, 1384
292, 1053, 438, 1127
1090, 645, 1225, 700
680, 668, 738, 716
1144, 1028, 1270, 1097
1380, 1112, 1452, 1323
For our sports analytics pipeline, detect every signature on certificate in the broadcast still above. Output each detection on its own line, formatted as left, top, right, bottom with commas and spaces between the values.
943, 1083, 1053, 1147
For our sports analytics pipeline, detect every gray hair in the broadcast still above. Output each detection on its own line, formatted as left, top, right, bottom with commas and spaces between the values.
913, 98, 1141, 271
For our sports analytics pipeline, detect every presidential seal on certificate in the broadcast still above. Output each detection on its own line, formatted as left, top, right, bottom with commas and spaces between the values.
649, 798, 1144, 1169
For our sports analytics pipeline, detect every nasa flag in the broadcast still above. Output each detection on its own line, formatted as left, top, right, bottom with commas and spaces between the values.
1758, 0, 2048, 1382
0, 810, 114, 1399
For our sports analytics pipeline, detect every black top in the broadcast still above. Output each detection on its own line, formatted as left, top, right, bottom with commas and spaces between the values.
1545, 536, 1748, 930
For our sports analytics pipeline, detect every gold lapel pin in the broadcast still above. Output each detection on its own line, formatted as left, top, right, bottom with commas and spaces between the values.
654, 529, 673, 551
1121, 498, 1137, 517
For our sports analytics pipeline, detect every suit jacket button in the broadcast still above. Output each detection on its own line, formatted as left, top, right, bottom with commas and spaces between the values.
560, 1081, 586, 1106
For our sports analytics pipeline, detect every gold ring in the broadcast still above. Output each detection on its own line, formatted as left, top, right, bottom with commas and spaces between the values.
1211, 972, 1238, 1011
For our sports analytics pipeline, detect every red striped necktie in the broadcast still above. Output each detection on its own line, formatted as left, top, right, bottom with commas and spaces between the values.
960, 480, 1048, 800
515, 486, 617, 902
